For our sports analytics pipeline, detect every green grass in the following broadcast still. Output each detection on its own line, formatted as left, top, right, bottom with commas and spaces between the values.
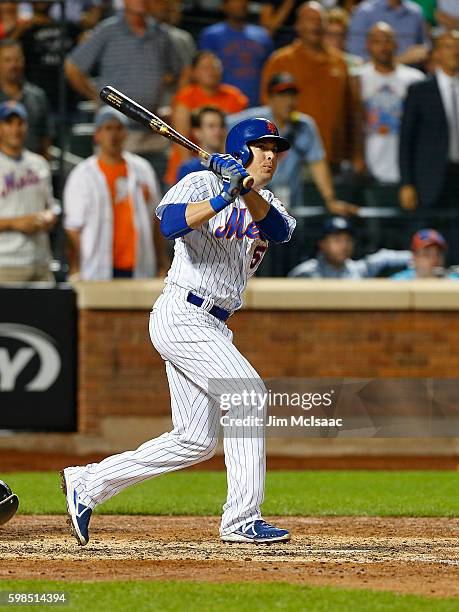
3, 471, 458, 517
0, 581, 457, 612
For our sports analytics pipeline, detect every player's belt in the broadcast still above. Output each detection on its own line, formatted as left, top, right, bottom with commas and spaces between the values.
186, 292, 231, 322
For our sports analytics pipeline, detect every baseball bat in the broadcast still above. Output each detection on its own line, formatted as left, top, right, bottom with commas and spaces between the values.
99, 86, 254, 190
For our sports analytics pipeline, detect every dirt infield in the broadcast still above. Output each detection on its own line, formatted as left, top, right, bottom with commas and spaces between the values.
1, 516, 458, 598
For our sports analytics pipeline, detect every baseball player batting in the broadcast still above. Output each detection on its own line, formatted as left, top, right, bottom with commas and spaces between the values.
61, 118, 296, 545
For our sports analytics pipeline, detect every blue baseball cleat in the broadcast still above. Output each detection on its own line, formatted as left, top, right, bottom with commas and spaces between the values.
60, 468, 92, 546
221, 519, 290, 543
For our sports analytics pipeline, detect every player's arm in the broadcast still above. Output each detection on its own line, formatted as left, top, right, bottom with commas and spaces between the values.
208, 154, 292, 243
160, 198, 228, 239
243, 191, 292, 244
185, 200, 223, 228
170, 153, 293, 243
242, 190, 270, 221
152, 217, 170, 276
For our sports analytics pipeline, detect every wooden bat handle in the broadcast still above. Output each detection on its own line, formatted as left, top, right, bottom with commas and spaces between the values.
100, 86, 254, 190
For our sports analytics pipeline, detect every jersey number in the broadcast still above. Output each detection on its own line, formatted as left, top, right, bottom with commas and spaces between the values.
249, 244, 268, 271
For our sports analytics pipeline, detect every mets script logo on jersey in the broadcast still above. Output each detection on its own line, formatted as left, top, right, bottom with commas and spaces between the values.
215, 207, 260, 240
1, 169, 40, 198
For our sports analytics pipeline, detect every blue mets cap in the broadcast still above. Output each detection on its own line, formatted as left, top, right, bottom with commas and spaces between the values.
322, 216, 354, 238
0, 100, 28, 122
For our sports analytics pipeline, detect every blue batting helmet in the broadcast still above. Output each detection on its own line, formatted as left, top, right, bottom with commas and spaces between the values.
225, 118, 290, 166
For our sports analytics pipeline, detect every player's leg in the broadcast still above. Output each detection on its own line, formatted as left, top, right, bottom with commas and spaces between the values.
220, 388, 266, 534
61, 362, 219, 545
62, 290, 284, 544
150, 293, 276, 538
64, 363, 219, 502
80, 363, 219, 505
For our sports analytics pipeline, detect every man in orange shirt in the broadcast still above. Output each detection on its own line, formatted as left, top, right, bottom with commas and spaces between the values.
64, 107, 169, 280
165, 50, 248, 185
261, 1, 363, 170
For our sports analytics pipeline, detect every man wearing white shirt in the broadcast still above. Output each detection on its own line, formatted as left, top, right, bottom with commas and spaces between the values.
355, 23, 424, 186
0, 100, 56, 282
64, 106, 168, 280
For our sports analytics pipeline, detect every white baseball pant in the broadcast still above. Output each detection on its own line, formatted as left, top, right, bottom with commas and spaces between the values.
74, 286, 266, 535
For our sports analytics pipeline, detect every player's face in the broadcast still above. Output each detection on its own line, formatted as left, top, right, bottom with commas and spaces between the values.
320, 232, 353, 266
0, 45, 24, 83
0, 116, 27, 151
269, 92, 298, 123
94, 120, 127, 155
195, 113, 225, 153
414, 245, 445, 278
245, 140, 279, 187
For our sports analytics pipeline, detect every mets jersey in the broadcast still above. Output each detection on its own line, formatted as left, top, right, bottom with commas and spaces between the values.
156, 170, 296, 312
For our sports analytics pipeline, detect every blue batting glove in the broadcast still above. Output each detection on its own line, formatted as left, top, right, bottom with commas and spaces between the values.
207, 155, 251, 212
206, 153, 235, 176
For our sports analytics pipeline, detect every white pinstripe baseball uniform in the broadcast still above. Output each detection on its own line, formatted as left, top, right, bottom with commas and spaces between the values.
73, 170, 296, 535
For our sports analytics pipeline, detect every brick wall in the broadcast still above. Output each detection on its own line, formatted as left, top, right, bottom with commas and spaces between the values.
78, 309, 458, 434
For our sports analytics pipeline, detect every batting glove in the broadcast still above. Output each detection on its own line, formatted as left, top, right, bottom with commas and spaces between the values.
207, 154, 251, 212
206, 153, 234, 176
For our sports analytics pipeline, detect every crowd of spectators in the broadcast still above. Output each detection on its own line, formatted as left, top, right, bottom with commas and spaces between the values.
0, 0, 458, 282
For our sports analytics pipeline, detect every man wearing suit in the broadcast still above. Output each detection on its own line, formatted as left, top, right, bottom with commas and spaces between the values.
399, 31, 459, 262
